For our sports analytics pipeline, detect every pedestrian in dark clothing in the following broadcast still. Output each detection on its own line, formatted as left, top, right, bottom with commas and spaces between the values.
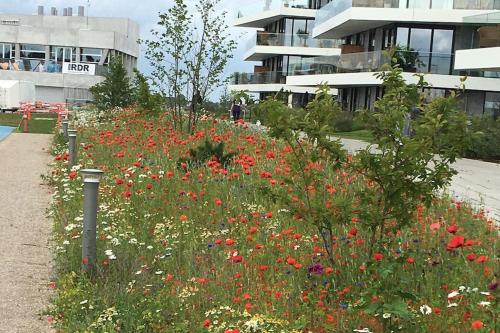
231, 100, 241, 121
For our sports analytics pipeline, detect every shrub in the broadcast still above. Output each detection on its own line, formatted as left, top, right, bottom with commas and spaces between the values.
464, 117, 500, 161
334, 112, 354, 132
89, 57, 133, 111
178, 139, 235, 169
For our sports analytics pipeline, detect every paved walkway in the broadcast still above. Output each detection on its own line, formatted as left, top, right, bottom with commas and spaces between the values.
0, 133, 54, 333
339, 138, 500, 220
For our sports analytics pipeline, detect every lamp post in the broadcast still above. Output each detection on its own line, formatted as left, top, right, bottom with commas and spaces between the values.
61, 119, 69, 139
68, 129, 77, 167
80, 168, 103, 273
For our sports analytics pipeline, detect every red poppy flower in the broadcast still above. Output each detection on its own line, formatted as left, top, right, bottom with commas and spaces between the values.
225, 329, 240, 333
231, 255, 243, 263
430, 222, 440, 231
466, 253, 477, 261
447, 236, 465, 251
68, 171, 77, 179
407, 257, 415, 264
446, 225, 458, 234
471, 320, 483, 329
373, 253, 384, 261
225, 239, 235, 246
476, 255, 487, 263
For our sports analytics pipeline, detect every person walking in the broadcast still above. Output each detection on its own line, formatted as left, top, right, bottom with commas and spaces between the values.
231, 100, 241, 122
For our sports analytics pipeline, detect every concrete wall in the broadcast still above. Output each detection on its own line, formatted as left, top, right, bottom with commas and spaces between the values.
0, 14, 139, 57
0, 71, 103, 89
0, 71, 104, 103
35, 86, 64, 103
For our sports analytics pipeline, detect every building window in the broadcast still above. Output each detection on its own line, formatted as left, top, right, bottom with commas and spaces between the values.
51, 47, 77, 63
484, 92, 500, 119
431, 29, 454, 74
81, 48, 102, 63
20, 44, 46, 59
396, 27, 410, 48
0, 43, 12, 59
396, 26, 454, 74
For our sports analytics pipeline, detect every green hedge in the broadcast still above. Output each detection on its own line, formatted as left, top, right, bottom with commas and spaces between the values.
464, 117, 500, 161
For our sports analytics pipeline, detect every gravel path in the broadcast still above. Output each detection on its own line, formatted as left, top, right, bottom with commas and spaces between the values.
0, 133, 54, 333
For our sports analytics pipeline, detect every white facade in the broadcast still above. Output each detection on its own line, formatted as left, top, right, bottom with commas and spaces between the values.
288, 1, 500, 116
230, 0, 339, 104
313, 7, 497, 38
455, 47, 500, 70
0, 8, 139, 104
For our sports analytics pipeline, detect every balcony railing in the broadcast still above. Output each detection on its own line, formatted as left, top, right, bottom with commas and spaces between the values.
237, 0, 318, 19
290, 49, 500, 77
316, 0, 500, 26
230, 71, 287, 85
246, 31, 341, 51
289, 50, 455, 74
0, 58, 107, 76
464, 11, 500, 23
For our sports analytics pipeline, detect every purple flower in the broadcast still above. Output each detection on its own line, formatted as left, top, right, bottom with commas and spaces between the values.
308, 263, 324, 275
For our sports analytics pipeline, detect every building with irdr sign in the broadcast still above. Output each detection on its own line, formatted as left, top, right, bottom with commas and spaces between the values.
0, 5, 139, 104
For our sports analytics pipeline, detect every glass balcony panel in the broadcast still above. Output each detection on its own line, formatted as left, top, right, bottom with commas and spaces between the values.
230, 71, 287, 85
237, 0, 318, 19
252, 31, 341, 48
316, 0, 500, 27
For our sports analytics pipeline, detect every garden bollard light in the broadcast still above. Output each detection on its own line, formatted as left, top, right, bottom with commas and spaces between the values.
22, 114, 28, 133
80, 169, 104, 273
68, 129, 77, 167
62, 119, 69, 139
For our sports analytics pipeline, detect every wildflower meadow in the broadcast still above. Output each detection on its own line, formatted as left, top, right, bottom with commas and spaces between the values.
46, 68, 498, 333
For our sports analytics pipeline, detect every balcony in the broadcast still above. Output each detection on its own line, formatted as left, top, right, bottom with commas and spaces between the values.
230, 71, 287, 85
235, 0, 318, 28
314, 0, 500, 38
455, 47, 500, 70
244, 32, 341, 61
0, 58, 107, 76
255, 31, 340, 48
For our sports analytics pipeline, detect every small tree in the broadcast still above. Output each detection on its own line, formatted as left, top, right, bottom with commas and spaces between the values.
132, 70, 158, 113
185, 0, 237, 131
89, 57, 133, 111
263, 85, 347, 266
141, 0, 192, 129
143, 0, 237, 132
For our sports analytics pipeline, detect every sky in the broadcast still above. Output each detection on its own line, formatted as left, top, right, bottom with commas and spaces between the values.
0, 0, 258, 101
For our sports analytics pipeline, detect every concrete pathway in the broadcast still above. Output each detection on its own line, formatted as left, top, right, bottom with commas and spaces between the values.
338, 137, 500, 220
0, 133, 54, 333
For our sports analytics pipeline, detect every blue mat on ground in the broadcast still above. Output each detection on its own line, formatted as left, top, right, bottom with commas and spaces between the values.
0, 126, 15, 141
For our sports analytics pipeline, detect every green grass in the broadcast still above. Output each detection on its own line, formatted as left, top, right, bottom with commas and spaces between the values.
335, 129, 373, 142
0, 113, 57, 134
0, 113, 22, 127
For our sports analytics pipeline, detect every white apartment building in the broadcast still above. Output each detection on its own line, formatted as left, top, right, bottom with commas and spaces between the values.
0, 6, 139, 104
229, 0, 339, 106
289, 0, 500, 117
231, 0, 500, 117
